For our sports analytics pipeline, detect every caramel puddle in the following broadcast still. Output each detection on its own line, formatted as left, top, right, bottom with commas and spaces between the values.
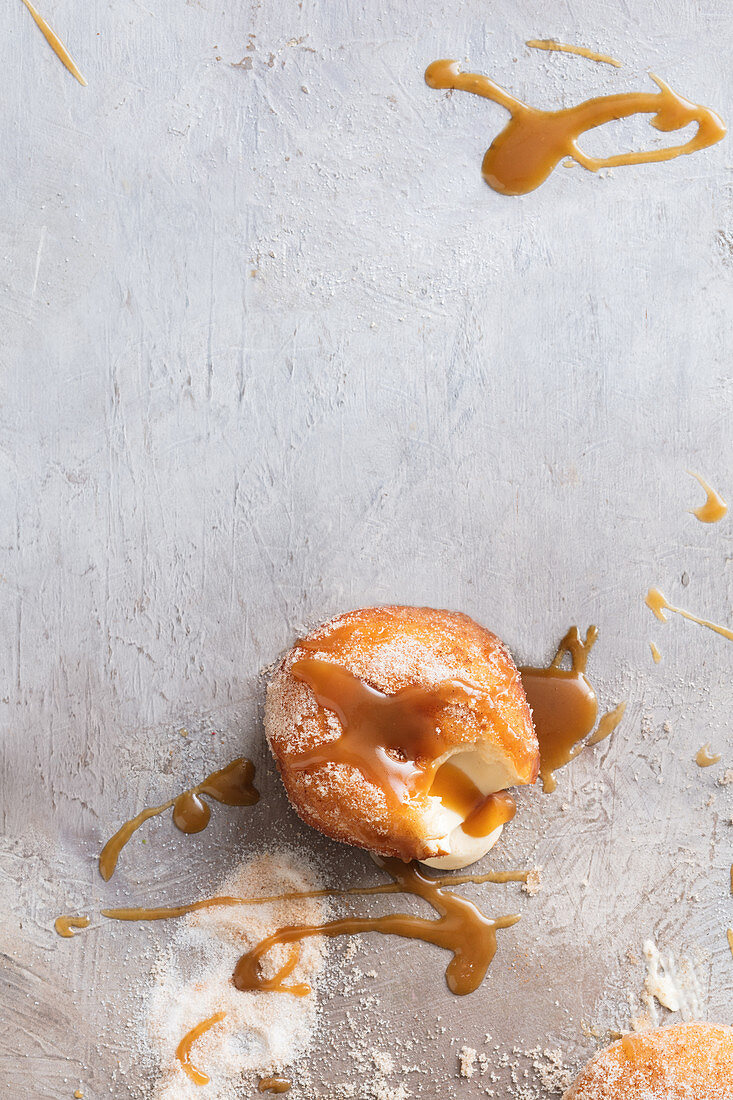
424, 59, 725, 196
688, 471, 728, 523
259, 1078, 292, 1094
99, 758, 258, 881
645, 588, 733, 642
176, 1011, 226, 1085
696, 743, 722, 768
54, 915, 90, 938
20, 0, 87, 85
232, 857, 519, 997
526, 40, 621, 68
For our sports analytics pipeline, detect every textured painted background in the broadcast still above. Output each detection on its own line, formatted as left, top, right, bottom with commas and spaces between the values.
1, 0, 731, 1095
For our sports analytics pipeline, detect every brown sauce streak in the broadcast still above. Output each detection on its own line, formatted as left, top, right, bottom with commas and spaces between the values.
259, 1078, 292, 1094
20, 0, 87, 85
688, 471, 728, 524
232, 857, 519, 997
54, 914, 90, 938
646, 588, 733, 642
98, 758, 258, 881
176, 1011, 226, 1085
526, 39, 622, 67
100, 867, 529, 923
424, 59, 725, 195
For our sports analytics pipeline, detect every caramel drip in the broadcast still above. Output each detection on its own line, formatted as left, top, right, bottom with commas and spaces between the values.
290, 658, 497, 807
176, 1012, 226, 1086
696, 743, 722, 767
519, 627, 598, 793
688, 471, 728, 523
232, 858, 519, 997
727, 928, 733, 960
650, 642, 662, 664
429, 761, 516, 837
645, 588, 733, 642
54, 915, 90, 938
20, 0, 87, 85
259, 1079, 292, 1094
526, 39, 622, 67
101, 867, 529, 923
424, 59, 725, 196
99, 758, 258, 881
587, 702, 627, 746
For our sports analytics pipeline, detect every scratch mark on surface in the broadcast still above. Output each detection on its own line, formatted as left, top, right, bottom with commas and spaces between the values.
31, 226, 46, 297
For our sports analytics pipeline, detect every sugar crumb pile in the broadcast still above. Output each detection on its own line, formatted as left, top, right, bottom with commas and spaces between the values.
146, 851, 326, 1099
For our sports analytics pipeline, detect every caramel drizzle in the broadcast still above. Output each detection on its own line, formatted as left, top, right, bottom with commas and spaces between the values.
587, 701, 627, 747
526, 39, 622, 68
424, 59, 725, 196
54, 914, 90, 938
696, 743, 722, 768
176, 1011, 226, 1085
20, 0, 87, 85
100, 867, 529, 923
688, 471, 728, 524
650, 642, 662, 664
727, 928, 733, 961
290, 657, 501, 807
645, 588, 733, 642
98, 758, 258, 881
232, 858, 519, 997
259, 1078, 292, 1094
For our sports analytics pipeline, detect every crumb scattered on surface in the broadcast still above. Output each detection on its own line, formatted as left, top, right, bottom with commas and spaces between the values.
521, 867, 542, 896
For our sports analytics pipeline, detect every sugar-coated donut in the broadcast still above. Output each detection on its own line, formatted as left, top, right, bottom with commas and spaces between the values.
265, 605, 538, 866
563, 1022, 733, 1100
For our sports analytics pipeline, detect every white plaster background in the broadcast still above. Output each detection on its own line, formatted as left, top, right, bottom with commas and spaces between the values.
0, 0, 731, 1095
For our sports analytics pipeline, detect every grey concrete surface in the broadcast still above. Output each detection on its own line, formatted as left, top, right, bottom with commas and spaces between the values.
1, 0, 731, 1095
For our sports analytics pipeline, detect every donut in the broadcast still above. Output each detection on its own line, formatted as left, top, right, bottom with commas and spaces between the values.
264, 605, 538, 867
563, 1022, 733, 1100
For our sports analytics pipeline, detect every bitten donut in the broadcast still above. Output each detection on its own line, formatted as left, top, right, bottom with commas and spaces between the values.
265, 605, 539, 867
563, 1022, 733, 1100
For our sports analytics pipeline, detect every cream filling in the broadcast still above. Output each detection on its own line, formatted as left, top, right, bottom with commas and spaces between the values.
419, 748, 515, 871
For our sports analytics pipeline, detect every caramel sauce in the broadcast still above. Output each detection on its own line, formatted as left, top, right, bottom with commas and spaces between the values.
688, 471, 728, 523
99, 758, 258, 881
54, 915, 90, 938
650, 642, 662, 664
645, 588, 733, 642
526, 40, 621, 68
20, 0, 87, 85
259, 1078, 292, 1094
695, 743, 722, 768
587, 701, 627, 746
424, 59, 725, 196
727, 928, 733, 960
101, 867, 529, 923
176, 1011, 226, 1085
290, 658, 501, 808
232, 857, 519, 997
428, 761, 516, 837
519, 627, 598, 793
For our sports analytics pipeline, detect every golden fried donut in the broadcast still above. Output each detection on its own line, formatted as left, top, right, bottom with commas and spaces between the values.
265, 605, 538, 866
563, 1022, 733, 1100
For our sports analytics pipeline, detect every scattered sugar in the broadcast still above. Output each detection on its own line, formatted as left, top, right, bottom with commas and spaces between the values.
146, 850, 326, 1099
459, 1045, 477, 1078
521, 867, 542, 896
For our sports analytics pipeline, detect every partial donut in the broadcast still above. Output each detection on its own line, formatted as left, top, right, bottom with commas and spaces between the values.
563, 1022, 733, 1100
265, 605, 538, 866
